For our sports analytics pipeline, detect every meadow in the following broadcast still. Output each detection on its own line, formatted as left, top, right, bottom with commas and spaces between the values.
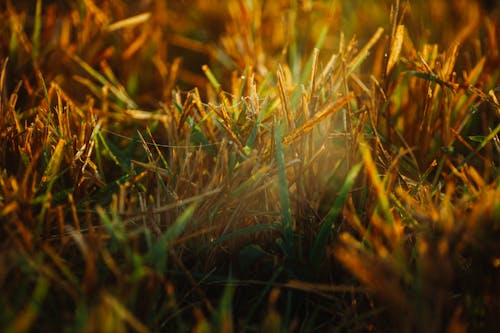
0, 0, 499, 332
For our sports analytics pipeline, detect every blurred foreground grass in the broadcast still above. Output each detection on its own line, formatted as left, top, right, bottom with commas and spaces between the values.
0, 0, 499, 332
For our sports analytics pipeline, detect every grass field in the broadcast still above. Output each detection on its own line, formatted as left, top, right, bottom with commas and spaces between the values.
1, 0, 499, 332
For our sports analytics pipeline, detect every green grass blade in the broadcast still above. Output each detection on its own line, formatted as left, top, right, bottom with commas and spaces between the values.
96, 131, 130, 173
476, 122, 500, 152
34, 139, 66, 228
145, 203, 197, 273
38, 71, 50, 108
459, 122, 500, 168
214, 275, 234, 333
144, 228, 168, 274
230, 165, 271, 199
96, 206, 126, 244
202, 65, 221, 91
310, 163, 362, 270
163, 203, 197, 244
5, 275, 49, 333
275, 125, 294, 255
40, 139, 66, 191
299, 24, 329, 84
71, 54, 137, 108
32, 0, 42, 63
208, 223, 281, 247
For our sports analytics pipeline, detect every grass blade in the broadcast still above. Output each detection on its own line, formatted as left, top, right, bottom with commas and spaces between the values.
359, 141, 393, 225
106, 12, 151, 32
275, 124, 294, 255
163, 203, 197, 244
310, 162, 362, 270
283, 94, 354, 145
5, 276, 49, 333
71, 54, 138, 108
96, 131, 130, 173
208, 223, 281, 247
348, 27, 384, 76
31, 0, 42, 63
386, 25, 405, 75
40, 138, 66, 190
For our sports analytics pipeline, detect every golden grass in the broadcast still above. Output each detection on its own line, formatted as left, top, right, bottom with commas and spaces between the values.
0, 0, 499, 332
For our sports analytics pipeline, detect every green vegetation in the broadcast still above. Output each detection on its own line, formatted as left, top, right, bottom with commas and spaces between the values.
1, 0, 499, 332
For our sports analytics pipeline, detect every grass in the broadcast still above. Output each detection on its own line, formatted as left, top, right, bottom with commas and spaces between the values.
0, 0, 499, 332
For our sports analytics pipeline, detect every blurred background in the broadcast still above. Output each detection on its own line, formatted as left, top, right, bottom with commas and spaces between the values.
2, 0, 497, 108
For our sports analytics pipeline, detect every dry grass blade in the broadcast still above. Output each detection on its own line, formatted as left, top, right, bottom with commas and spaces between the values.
40, 139, 66, 188
124, 188, 221, 218
440, 43, 460, 80
335, 232, 409, 311
208, 103, 243, 149
386, 25, 405, 75
106, 12, 152, 32
285, 280, 366, 294
277, 65, 294, 131
125, 109, 168, 122
348, 27, 384, 75
283, 93, 354, 145
359, 141, 393, 225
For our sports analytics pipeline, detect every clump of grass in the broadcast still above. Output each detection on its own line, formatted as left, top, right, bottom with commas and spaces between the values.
0, 0, 499, 332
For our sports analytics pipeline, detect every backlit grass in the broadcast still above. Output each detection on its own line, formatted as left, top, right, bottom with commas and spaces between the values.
1, 0, 499, 332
